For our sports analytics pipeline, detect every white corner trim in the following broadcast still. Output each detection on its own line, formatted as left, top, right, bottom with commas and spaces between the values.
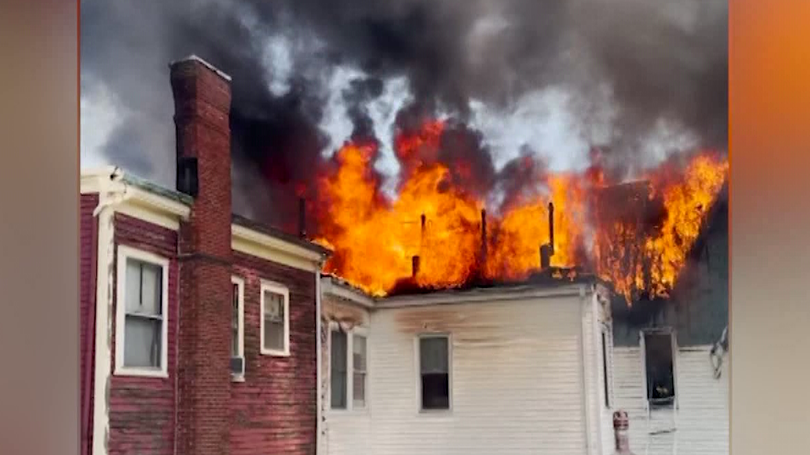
232, 224, 323, 272
114, 245, 170, 378
92, 185, 117, 455
81, 169, 190, 231
231, 276, 246, 381
259, 280, 291, 357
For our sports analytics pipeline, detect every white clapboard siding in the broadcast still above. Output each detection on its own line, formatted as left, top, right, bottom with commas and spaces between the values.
322, 297, 373, 455
611, 346, 729, 455
365, 294, 592, 455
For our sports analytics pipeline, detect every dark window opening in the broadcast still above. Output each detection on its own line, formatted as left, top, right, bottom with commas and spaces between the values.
644, 332, 676, 407
420, 336, 449, 410
601, 330, 611, 408
331, 330, 348, 409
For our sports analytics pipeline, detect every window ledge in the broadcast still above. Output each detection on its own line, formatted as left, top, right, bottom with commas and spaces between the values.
231, 374, 245, 383
114, 366, 168, 379
260, 348, 290, 357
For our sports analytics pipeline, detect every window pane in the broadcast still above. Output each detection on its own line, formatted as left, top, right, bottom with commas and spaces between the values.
232, 283, 239, 356
125, 261, 141, 312
265, 321, 285, 351
264, 292, 284, 322
125, 259, 161, 316
263, 291, 286, 352
421, 373, 449, 410
331, 330, 347, 409
420, 337, 448, 373
124, 315, 161, 368
353, 335, 367, 372
353, 372, 366, 406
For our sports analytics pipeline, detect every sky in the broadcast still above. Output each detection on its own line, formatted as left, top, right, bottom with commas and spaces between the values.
80, 0, 727, 224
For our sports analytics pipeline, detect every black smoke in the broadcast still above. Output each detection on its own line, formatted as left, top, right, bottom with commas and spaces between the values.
81, 0, 728, 231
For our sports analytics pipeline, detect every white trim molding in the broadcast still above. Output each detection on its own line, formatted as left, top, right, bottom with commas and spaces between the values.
231, 276, 245, 382
260, 280, 291, 357
327, 324, 370, 413
114, 245, 170, 378
232, 224, 324, 272
81, 168, 190, 231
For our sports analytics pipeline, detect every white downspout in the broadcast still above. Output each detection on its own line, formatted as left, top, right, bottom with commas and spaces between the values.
579, 284, 594, 455
91, 168, 127, 455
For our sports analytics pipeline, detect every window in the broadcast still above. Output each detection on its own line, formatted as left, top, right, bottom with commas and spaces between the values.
353, 334, 367, 408
115, 245, 169, 377
643, 331, 676, 408
260, 281, 289, 356
419, 335, 450, 411
231, 276, 245, 380
330, 329, 348, 409
329, 326, 368, 411
601, 328, 613, 408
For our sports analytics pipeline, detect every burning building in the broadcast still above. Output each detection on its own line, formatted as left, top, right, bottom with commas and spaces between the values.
79, 54, 729, 455
314, 121, 730, 454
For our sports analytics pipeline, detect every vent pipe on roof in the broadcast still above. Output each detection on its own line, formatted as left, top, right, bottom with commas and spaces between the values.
540, 202, 555, 269
298, 197, 306, 239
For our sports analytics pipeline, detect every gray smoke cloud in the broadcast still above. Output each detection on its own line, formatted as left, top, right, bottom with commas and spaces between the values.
80, 0, 727, 229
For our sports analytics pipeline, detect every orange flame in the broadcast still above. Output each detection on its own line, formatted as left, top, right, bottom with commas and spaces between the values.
314, 121, 728, 301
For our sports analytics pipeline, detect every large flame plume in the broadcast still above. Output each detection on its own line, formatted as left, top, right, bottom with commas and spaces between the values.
313, 121, 728, 301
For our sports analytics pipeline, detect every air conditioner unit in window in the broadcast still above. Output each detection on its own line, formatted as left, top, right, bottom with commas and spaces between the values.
230, 356, 245, 377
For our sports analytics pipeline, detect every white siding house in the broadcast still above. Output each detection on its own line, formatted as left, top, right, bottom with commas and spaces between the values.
320, 275, 615, 455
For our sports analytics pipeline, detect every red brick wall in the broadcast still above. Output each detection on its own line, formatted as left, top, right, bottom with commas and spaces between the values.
109, 213, 179, 455
80, 193, 98, 455
231, 251, 318, 455
171, 57, 234, 455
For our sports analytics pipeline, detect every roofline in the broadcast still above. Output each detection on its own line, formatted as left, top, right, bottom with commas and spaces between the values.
320, 275, 376, 308
232, 214, 332, 257
376, 282, 594, 308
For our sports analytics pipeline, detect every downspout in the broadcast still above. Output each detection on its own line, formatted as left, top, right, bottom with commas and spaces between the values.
315, 265, 324, 454
579, 284, 594, 455
91, 168, 127, 455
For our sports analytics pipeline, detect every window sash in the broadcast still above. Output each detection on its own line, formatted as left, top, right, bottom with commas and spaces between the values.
262, 289, 287, 353
352, 334, 367, 407
231, 282, 240, 357
331, 330, 348, 409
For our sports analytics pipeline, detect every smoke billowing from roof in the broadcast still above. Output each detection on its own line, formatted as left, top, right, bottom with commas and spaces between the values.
81, 0, 727, 231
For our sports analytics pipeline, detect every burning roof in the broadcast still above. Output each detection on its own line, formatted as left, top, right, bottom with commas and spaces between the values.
308, 121, 728, 302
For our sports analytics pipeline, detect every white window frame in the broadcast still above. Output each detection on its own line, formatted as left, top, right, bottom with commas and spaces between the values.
351, 326, 369, 410
114, 244, 169, 378
416, 333, 452, 413
231, 276, 245, 382
328, 323, 369, 412
260, 280, 290, 357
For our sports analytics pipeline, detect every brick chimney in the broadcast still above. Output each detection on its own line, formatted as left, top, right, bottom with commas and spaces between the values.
170, 55, 233, 455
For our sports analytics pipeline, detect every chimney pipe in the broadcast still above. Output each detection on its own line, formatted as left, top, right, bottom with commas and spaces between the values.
412, 255, 421, 278
480, 209, 487, 264
548, 201, 555, 255
298, 197, 306, 239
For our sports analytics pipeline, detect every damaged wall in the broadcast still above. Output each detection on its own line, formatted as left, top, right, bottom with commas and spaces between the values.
611, 196, 729, 348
